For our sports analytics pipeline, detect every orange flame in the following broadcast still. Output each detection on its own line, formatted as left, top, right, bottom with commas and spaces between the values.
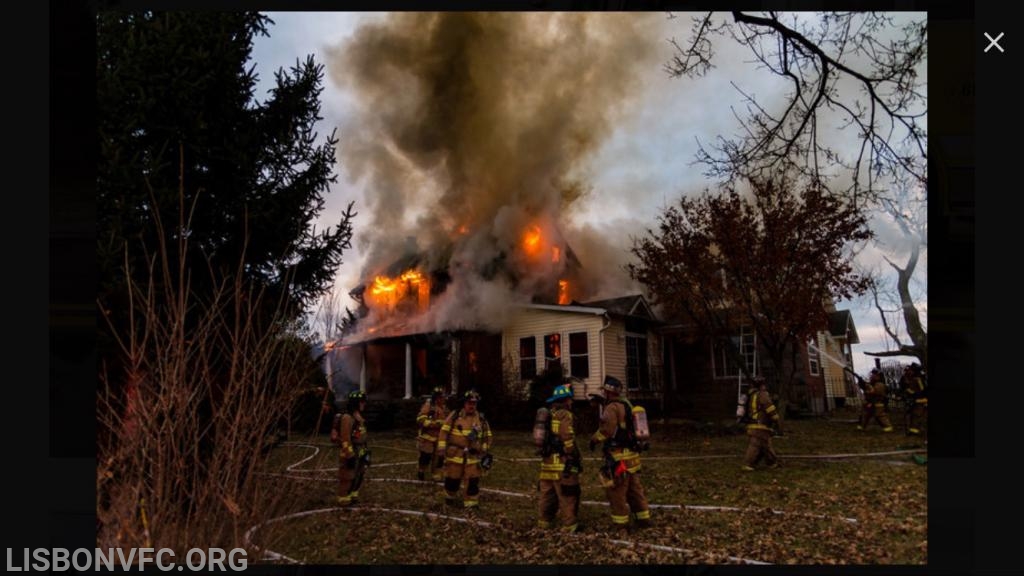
551, 246, 561, 263
368, 269, 430, 312
523, 225, 542, 256
558, 280, 570, 305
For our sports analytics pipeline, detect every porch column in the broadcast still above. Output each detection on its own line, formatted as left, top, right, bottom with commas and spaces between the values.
405, 341, 413, 399
450, 337, 460, 394
359, 344, 367, 393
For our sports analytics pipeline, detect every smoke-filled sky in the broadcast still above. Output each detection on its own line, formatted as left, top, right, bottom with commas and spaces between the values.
251, 11, 927, 374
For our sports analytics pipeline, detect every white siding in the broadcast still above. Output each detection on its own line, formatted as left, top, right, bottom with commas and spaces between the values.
502, 308, 605, 399
603, 320, 628, 384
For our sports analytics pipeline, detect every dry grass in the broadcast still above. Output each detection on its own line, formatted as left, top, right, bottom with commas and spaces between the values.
249, 411, 927, 565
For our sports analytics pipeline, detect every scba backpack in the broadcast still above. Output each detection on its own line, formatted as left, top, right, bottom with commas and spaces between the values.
613, 400, 650, 452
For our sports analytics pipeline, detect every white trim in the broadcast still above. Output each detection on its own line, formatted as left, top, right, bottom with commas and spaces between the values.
517, 303, 607, 315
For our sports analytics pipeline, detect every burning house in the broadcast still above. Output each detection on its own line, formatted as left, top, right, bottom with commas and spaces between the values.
319, 14, 669, 416
329, 220, 663, 409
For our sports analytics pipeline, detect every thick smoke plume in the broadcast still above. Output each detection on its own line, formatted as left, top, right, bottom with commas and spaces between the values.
328, 13, 658, 337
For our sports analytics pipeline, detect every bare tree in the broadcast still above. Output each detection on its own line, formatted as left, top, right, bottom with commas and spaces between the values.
860, 163, 928, 366
666, 12, 927, 204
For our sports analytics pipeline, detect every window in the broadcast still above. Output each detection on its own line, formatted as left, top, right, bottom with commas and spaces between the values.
519, 336, 536, 380
569, 332, 589, 379
713, 325, 757, 379
626, 335, 649, 389
544, 333, 562, 366
808, 339, 820, 376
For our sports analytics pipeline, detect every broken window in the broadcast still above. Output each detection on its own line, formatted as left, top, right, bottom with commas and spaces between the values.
569, 331, 589, 379
519, 336, 537, 380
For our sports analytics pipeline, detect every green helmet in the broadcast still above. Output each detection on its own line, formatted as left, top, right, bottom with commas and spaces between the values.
546, 384, 573, 404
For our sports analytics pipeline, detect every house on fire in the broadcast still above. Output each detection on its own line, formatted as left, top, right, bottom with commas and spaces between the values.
327, 280, 664, 408
325, 227, 859, 421
324, 220, 666, 411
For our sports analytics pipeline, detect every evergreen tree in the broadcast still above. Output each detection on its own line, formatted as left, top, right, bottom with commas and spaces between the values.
97, 12, 355, 384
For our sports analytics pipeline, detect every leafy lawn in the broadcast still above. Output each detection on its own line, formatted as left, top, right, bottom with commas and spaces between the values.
252, 408, 926, 565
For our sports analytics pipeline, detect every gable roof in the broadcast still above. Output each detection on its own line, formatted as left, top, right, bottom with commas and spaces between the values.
578, 294, 656, 320
828, 310, 859, 344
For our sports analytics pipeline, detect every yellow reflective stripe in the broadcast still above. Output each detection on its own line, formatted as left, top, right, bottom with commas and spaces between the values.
593, 432, 607, 442
441, 423, 452, 432
418, 434, 438, 442
765, 405, 777, 414
416, 415, 429, 423
564, 439, 575, 450
874, 403, 886, 408
635, 510, 651, 520
916, 398, 928, 404
747, 424, 771, 431
437, 441, 447, 449
609, 449, 639, 461
448, 455, 464, 464
552, 420, 561, 433
538, 471, 561, 481
611, 515, 630, 524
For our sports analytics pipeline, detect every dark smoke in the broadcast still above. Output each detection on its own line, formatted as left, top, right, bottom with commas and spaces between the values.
327, 13, 659, 334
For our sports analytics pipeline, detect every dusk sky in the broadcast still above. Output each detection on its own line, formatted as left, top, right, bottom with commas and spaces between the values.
249, 12, 927, 376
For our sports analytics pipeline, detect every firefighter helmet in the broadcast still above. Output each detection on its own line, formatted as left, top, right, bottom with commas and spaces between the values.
546, 384, 573, 404
431, 386, 445, 398
463, 390, 481, 403
346, 390, 366, 412
602, 375, 623, 394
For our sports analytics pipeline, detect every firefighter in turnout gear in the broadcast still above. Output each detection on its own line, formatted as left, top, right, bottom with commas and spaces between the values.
333, 390, 370, 506
742, 377, 782, 471
588, 375, 651, 531
858, 368, 894, 432
436, 390, 493, 509
900, 363, 927, 436
416, 387, 449, 481
537, 384, 583, 532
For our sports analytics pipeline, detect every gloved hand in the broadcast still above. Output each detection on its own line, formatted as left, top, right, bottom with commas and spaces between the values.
358, 449, 371, 466
480, 453, 494, 471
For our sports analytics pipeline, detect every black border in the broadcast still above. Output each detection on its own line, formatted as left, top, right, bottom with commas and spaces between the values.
47, 0, 995, 573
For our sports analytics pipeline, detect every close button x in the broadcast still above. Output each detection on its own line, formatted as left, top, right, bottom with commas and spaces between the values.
985, 32, 1005, 53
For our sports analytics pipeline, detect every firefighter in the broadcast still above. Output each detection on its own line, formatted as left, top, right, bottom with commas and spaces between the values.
436, 390, 493, 509
416, 387, 449, 481
333, 390, 370, 506
858, 368, 894, 432
588, 375, 651, 531
900, 363, 927, 436
742, 377, 782, 471
537, 384, 583, 532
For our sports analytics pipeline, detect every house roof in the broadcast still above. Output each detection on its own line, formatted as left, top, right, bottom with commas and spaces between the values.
520, 303, 608, 316
578, 295, 656, 320
828, 310, 859, 344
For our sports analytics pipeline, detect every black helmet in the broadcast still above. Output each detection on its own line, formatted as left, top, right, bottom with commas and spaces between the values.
347, 390, 366, 411
431, 386, 445, 399
602, 375, 623, 394
463, 389, 481, 403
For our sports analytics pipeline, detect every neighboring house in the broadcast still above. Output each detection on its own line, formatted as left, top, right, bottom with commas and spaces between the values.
658, 304, 860, 420
817, 309, 861, 410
